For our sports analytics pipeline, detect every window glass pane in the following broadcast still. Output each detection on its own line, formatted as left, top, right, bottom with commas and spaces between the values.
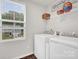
14, 29, 24, 38
1, 0, 24, 21
2, 22, 13, 28
15, 23, 24, 28
2, 29, 14, 40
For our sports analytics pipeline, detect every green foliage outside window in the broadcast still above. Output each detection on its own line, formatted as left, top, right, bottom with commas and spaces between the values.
2, 11, 24, 21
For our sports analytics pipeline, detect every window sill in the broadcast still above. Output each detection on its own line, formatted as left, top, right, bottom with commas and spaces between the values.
0, 37, 25, 43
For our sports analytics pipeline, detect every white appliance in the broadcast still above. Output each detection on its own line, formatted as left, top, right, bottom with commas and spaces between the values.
34, 34, 78, 59
49, 36, 78, 59
34, 34, 52, 59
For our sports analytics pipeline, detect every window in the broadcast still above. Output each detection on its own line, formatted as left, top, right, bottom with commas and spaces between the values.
0, 0, 26, 40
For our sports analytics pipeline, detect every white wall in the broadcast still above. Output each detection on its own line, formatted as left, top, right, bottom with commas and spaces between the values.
47, 3, 78, 34
25, 1, 46, 53
0, 1, 46, 59
0, 40, 29, 59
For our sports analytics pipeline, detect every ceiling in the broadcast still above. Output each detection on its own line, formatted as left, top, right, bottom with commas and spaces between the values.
12, 0, 58, 7
12, 0, 77, 8
28, 0, 56, 7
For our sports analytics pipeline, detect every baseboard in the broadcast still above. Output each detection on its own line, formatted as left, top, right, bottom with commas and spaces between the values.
12, 52, 34, 59
20, 54, 37, 59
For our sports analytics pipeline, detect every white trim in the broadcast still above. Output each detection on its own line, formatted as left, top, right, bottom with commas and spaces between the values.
0, 37, 25, 43
2, 27, 24, 29
12, 52, 34, 59
2, 19, 24, 23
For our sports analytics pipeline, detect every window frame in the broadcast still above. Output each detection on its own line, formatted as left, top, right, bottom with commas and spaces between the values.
0, 0, 26, 42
